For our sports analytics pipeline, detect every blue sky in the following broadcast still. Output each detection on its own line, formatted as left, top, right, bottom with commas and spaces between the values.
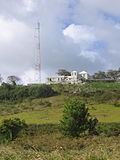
0, 0, 120, 83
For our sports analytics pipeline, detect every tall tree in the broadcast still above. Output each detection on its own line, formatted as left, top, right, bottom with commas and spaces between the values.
60, 99, 98, 137
106, 70, 118, 79
93, 71, 107, 79
7, 76, 21, 85
0, 74, 3, 84
57, 69, 71, 76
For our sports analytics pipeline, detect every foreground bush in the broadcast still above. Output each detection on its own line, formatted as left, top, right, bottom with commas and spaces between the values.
96, 123, 120, 136
60, 99, 98, 137
0, 118, 27, 143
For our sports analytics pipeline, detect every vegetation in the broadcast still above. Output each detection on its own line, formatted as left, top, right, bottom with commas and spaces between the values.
57, 69, 71, 76
0, 82, 119, 159
0, 123, 120, 160
0, 83, 56, 102
7, 75, 21, 85
92, 67, 120, 80
0, 118, 27, 143
60, 99, 98, 137
0, 74, 3, 84
93, 71, 106, 79
56, 67, 120, 80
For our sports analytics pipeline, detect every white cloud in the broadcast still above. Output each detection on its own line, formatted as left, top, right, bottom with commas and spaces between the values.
115, 24, 120, 30
1, 0, 120, 80
21, 69, 47, 85
79, 50, 99, 63
20, 69, 36, 85
80, 0, 120, 16
63, 24, 96, 44
0, 16, 30, 43
0, 16, 34, 77
23, 0, 34, 12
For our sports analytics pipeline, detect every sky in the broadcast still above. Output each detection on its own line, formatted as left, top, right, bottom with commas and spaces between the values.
0, 0, 120, 84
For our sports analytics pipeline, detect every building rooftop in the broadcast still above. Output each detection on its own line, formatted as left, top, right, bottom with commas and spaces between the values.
79, 71, 87, 74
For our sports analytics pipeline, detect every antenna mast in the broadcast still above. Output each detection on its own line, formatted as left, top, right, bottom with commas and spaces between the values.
36, 22, 41, 83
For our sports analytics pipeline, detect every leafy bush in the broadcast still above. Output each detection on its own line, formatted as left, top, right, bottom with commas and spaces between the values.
0, 83, 56, 102
0, 118, 27, 143
96, 123, 120, 136
114, 100, 120, 107
29, 84, 56, 98
88, 117, 98, 135
60, 99, 98, 137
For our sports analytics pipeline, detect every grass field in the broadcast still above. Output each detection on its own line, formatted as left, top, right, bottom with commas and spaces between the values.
85, 82, 120, 89
0, 95, 120, 124
0, 133, 120, 160
0, 83, 120, 160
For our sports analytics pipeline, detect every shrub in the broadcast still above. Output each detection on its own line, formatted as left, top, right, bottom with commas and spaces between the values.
96, 123, 120, 136
0, 118, 27, 143
88, 117, 98, 135
60, 99, 98, 137
29, 84, 56, 98
0, 83, 56, 102
114, 100, 120, 107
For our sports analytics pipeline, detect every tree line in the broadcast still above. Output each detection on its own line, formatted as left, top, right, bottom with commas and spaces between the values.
92, 68, 120, 80
0, 75, 21, 85
0, 83, 56, 102
57, 68, 120, 80
1, 67, 120, 85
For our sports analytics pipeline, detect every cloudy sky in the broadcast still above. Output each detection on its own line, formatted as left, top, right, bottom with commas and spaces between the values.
0, 0, 120, 83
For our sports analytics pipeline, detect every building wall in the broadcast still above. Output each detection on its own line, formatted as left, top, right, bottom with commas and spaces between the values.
79, 71, 89, 80
46, 71, 88, 84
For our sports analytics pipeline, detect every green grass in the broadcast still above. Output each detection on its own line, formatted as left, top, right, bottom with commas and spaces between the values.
89, 104, 120, 123
0, 107, 63, 124
0, 83, 120, 159
0, 95, 65, 124
0, 95, 120, 124
86, 82, 120, 89
0, 130, 120, 160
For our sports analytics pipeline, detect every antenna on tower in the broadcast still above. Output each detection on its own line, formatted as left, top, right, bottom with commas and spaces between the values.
35, 22, 41, 83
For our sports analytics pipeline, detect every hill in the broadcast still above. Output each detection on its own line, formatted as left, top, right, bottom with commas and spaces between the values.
0, 82, 120, 159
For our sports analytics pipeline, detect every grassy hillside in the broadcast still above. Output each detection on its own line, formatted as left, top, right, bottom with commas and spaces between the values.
0, 131, 120, 160
0, 95, 120, 124
0, 82, 120, 159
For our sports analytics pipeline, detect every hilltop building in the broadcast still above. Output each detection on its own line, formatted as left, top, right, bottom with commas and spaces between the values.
46, 71, 89, 84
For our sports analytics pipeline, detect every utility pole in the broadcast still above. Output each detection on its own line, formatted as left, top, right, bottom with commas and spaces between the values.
35, 22, 41, 83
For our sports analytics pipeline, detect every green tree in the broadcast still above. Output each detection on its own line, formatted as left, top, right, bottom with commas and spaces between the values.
7, 76, 21, 85
0, 74, 3, 84
106, 69, 118, 80
88, 117, 98, 135
57, 69, 71, 76
93, 71, 106, 79
60, 99, 98, 137
29, 84, 55, 98
0, 118, 27, 143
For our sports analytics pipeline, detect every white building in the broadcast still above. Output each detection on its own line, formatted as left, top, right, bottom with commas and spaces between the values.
46, 71, 89, 84
79, 71, 89, 80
